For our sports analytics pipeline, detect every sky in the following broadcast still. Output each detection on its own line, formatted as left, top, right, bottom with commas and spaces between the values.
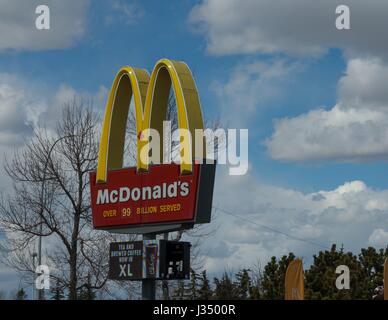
1, 0, 388, 295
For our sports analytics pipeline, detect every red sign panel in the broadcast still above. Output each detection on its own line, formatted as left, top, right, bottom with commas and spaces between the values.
90, 163, 202, 230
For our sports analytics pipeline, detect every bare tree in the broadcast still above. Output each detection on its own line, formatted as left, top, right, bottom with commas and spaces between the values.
0, 98, 119, 299
0, 89, 221, 300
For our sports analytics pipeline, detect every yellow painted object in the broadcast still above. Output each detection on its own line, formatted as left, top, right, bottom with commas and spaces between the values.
285, 259, 304, 300
384, 257, 388, 300
96, 59, 204, 183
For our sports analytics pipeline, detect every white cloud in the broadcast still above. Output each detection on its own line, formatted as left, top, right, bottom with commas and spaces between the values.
191, 2, 388, 162
368, 229, 388, 247
0, 73, 106, 198
265, 105, 388, 162
266, 58, 388, 162
37, 84, 107, 129
0, 0, 90, 51
190, 0, 388, 59
0, 73, 46, 194
105, 0, 144, 26
0, 73, 107, 147
338, 58, 388, 109
212, 59, 302, 126
202, 168, 388, 274
0, 74, 38, 145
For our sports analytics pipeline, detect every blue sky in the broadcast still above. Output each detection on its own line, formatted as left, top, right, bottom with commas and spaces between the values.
1, 1, 384, 192
1, 0, 388, 296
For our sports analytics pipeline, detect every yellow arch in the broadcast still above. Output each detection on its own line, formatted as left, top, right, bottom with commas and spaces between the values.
96, 59, 204, 183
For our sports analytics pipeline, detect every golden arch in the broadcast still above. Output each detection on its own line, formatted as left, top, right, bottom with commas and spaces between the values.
96, 59, 204, 183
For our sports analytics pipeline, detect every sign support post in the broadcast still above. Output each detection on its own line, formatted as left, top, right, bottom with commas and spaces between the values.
162, 232, 169, 300
142, 233, 156, 300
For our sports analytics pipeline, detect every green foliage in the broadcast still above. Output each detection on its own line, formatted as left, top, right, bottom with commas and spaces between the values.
189, 269, 199, 300
168, 244, 388, 300
213, 272, 239, 299
235, 269, 251, 299
261, 253, 295, 299
358, 246, 388, 299
305, 244, 357, 299
304, 245, 388, 300
198, 271, 212, 300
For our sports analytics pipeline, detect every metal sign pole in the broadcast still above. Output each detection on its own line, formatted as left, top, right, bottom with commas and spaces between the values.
142, 233, 156, 300
162, 232, 170, 300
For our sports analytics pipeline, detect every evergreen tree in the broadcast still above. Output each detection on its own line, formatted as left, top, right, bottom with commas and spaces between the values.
261, 257, 279, 299
305, 244, 360, 300
189, 269, 199, 300
198, 271, 212, 300
249, 283, 261, 300
261, 253, 295, 299
168, 244, 388, 300
358, 246, 387, 299
235, 269, 251, 299
213, 273, 239, 299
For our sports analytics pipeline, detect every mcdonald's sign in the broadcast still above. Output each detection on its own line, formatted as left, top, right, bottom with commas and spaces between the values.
89, 59, 216, 233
